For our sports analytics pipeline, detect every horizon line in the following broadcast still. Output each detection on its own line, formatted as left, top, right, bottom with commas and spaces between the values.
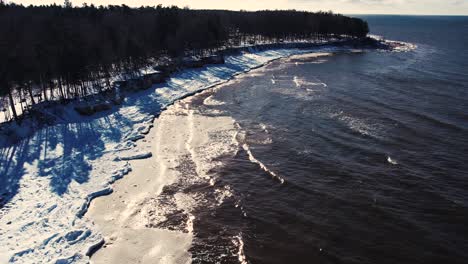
2, 2, 468, 17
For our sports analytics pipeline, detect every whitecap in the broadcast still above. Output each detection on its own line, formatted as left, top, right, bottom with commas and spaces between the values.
203, 95, 225, 106
242, 143, 285, 184
293, 76, 327, 88
232, 233, 248, 264
387, 156, 398, 165
293, 76, 301, 87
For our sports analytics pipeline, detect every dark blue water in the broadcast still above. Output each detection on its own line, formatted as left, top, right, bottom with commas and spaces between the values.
185, 16, 468, 263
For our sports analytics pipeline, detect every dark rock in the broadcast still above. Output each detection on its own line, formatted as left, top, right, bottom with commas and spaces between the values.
113, 80, 128, 89
74, 105, 95, 116
123, 78, 153, 91
144, 72, 166, 84
93, 102, 112, 112
112, 96, 124, 105
201, 54, 225, 65
181, 58, 205, 68
75, 102, 112, 116
154, 64, 178, 77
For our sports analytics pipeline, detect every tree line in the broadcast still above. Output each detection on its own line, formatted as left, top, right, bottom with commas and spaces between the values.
0, 1, 369, 121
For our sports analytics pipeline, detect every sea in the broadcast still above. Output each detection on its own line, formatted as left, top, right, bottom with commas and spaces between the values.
177, 16, 468, 263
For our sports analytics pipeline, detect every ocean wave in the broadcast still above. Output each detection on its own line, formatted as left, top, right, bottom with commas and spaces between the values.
293, 76, 328, 89
330, 111, 384, 139
232, 233, 249, 264
203, 95, 226, 106
241, 143, 285, 185
259, 123, 269, 134
387, 156, 398, 165
369, 34, 417, 52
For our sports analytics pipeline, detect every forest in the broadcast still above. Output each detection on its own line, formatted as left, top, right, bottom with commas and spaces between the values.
0, 1, 369, 122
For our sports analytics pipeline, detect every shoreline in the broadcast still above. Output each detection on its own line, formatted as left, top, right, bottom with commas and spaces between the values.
0, 45, 329, 263
87, 81, 246, 262
0, 39, 413, 263
85, 49, 302, 263
84, 50, 355, 262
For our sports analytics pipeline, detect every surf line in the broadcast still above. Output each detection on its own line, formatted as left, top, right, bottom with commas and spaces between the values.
242, 143, 285, 184
293, 75, 327, 88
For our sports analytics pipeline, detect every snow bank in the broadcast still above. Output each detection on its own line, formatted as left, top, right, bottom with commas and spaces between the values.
0, 44, 353, 263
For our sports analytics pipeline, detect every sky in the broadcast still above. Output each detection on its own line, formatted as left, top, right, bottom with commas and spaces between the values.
6, 0, 468, 15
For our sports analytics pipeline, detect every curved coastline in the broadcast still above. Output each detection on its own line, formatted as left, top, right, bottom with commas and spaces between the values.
0, 39, 412, 263
85, 47, 322, 263
85, 41, 412, 262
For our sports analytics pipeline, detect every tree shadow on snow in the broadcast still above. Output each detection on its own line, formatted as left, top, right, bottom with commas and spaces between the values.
0, 54, 273, 208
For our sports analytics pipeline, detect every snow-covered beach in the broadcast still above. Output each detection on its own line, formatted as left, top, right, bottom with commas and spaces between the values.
88, 88, 240, 263
0, 45, 353, 263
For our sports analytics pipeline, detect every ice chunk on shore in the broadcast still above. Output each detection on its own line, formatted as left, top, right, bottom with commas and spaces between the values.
114, 151, 153, 161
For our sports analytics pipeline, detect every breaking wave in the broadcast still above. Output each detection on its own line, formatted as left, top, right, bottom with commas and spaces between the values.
241, 143, 285, 185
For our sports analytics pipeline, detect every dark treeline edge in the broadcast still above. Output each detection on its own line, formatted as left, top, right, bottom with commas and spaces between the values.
0, 2, 369, 122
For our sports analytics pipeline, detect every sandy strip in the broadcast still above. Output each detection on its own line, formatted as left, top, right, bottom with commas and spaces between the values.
87, 90, 239, 263
87, 104, 193, 264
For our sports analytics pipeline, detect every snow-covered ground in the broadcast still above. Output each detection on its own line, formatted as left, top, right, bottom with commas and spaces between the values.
0, 44, 357, 263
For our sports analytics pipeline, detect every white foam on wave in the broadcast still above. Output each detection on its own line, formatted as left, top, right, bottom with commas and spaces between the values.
232, 233, 248, 264
259, 123, 269, 134
387, 156, 398, 165
293, 76, 327, 89
293, 76, 301, 87
241, 143, 285, 184
184, 109, 239, 181
309, 59, 328, 64
245, 123, 273, 145
203, 95, 226, 106
186, 214, 196, 234
214, 185, 234, 206
386, 40, 418, 52
369, 34, 417, 52
311, 82, 328, 87
331, 111, 382, 139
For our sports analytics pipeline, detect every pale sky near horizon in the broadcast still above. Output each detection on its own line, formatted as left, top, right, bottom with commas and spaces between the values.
6, 0, 468, 15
